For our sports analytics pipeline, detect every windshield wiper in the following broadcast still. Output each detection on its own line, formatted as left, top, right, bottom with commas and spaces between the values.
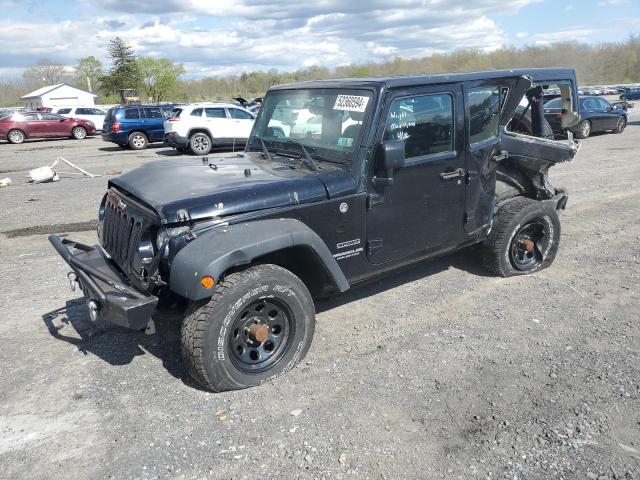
281, 139, 318, 171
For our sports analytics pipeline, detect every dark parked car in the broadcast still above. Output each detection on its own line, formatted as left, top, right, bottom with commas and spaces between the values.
620, 88, 640, 101
102, 105, 174, 149
544, 96, 627, 138
51, 68, 580, 392
0, 111, 96, 144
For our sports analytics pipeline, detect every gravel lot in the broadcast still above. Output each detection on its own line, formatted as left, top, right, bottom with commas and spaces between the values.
0, 115, 639, 480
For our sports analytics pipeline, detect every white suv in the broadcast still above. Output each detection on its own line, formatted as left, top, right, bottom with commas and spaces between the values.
164, 102, 255, 155
54, 106, 107, 131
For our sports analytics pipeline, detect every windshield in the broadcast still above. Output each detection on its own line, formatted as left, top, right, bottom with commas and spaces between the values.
250, 88, 374, 162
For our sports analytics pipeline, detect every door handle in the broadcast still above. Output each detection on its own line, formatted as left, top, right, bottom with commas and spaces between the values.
439, 168, 465, 181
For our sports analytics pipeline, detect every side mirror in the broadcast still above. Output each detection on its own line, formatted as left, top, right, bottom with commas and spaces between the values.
372, 140, 405, 187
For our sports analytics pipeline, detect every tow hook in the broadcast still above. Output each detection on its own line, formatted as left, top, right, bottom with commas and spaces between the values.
87, 300, 100, 322
67, 271, 77, 291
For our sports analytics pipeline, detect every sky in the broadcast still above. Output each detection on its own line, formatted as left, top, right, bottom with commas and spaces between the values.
0, 0, 638, 78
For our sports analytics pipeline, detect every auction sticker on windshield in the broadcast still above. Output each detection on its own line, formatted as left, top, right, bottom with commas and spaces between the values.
334, 95, 369, 112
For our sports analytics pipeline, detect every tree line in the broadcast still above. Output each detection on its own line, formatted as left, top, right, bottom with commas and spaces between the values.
1, 37, 638, 107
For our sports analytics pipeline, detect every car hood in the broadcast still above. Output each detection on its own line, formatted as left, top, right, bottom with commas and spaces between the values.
110, 152, 356, 224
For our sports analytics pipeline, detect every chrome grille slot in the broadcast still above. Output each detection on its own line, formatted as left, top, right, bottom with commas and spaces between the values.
102, 192, 149, 274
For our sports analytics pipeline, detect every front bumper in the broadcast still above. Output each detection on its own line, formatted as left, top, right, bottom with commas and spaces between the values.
49, 235, 158, 330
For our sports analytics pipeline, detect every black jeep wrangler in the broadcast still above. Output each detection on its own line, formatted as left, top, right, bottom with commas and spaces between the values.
51, 68, 580, 392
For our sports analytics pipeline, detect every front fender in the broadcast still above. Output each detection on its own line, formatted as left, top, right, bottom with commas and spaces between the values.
169, 218, 350, 300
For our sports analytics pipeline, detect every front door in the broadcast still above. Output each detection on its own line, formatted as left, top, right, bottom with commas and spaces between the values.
366, 84, 466, 264
204, 107, 230, 142
142, 106, 165, 141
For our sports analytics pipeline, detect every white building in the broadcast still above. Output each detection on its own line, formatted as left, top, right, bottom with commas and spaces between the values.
21, 83, 98, 109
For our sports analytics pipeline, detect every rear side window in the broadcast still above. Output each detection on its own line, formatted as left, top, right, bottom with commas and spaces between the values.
468, 87, 500, 144
205, 108, 226, 118
124, 109, 140, 119
228, 108, 253, 120
190, 108, 203, 117
144, 107, 163, 119
544, 98, 562, 108
384, 93, 454, 159
57, 108, 72, 114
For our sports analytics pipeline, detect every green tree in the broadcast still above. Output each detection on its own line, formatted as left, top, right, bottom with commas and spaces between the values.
75, 56, 103, 92
137, 57, 185, 102
100, 37, 140, 94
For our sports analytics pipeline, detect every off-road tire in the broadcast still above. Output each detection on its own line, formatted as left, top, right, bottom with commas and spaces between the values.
181, 264, 315, 392
509, 105, 555, 140
71, 126, 87, 140
614, 116, 626, 134
574, 120, 591, 139
7, 129, 25, 144
482, 197, 561, 277
189, 132, 212, 156
128, 131, 148, 150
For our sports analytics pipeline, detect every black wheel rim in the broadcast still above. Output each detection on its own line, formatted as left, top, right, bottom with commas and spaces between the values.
228, 298, 293, 374
509, 220, 547, 271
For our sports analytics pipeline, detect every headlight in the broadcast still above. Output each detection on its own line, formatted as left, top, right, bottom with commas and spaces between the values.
156, 226, 190, 250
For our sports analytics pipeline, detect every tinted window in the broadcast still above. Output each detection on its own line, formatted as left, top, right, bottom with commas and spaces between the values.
16, 113, 38, 121
57, 108, 72, 114
39, 113, 61, 120
468, 87, 500, 144
124, 109, 140, 119
229, 108, 253, 120
190, 108, 203, 117
596, 98, 610, 109
144, 107, 163, 119
169, 108, 182, 118
583, 98, 598, 110
544, 98, 562, 109
205, 108, 226, 118
384, 93, 454, 159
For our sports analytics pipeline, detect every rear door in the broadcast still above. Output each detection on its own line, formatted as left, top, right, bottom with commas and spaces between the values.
582, 98, 603, 130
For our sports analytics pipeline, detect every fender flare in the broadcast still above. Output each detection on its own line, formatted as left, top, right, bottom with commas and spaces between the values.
169, 218, 350, 300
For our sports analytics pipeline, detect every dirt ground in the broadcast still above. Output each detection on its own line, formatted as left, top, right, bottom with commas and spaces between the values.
0, 115, 639, 480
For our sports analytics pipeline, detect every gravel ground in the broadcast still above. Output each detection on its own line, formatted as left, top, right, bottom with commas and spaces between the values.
0, 116, 639, 480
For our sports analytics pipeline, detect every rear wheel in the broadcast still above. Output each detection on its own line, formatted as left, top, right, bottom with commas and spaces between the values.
189, 132, 212, 156
128, 131, 148, 150
614, 116, 626, 134
181, 264, 315, 392
574, 120, 591, 139
71, 126, 87, 140
483, 197, 561, 277
7, 129, 25, 144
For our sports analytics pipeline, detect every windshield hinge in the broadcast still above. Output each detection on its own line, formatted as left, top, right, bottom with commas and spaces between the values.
366, 193, 384, 210
367, 239, 383, 255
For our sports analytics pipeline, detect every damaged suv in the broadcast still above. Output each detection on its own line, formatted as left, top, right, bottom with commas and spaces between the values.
50, 68, 580, 392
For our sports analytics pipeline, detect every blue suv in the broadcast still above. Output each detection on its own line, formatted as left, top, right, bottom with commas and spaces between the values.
102, 105, 174, 149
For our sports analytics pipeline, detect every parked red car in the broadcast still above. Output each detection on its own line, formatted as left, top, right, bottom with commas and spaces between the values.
0, 111, 96, 144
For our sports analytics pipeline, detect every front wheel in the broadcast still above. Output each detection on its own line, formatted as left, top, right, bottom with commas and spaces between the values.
181, 264, 315, 392
614, 116, 626, 134
71, 126, 87, 139
482, 197, 561, 277
189, 132, 212, 156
